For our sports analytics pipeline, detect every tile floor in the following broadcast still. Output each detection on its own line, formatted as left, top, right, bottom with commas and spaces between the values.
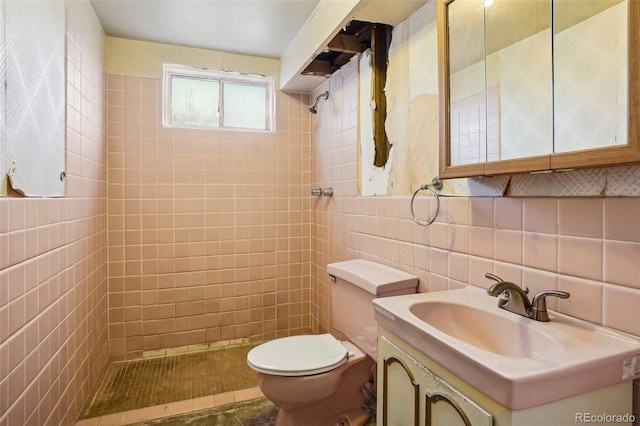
76, 344, 261, 426
127, 397, 277, 426
75, 387, 265, 426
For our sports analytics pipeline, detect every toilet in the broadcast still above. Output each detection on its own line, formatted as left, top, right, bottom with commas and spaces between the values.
247, 259, 418, 426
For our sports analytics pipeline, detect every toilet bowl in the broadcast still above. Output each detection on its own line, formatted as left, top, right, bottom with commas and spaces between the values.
248, 335, 373, 426
247, 259, 419, 426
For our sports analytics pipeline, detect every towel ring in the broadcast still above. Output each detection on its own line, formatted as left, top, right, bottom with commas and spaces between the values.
410, 177, 443, 227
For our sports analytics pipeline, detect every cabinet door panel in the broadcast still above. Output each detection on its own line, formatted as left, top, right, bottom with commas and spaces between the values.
427, 393, 473, 426
382, 356, 420, 426
379, 335, 492, 426
421, 368, 492, 426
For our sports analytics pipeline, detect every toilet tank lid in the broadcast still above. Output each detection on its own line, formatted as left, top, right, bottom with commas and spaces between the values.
327, 259, 418, 296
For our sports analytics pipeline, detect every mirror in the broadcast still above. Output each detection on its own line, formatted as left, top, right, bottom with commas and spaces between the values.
447, 0, 487, 166
438, 0, 639, 178
485, 0, 552, 161
553, 0, 627, 153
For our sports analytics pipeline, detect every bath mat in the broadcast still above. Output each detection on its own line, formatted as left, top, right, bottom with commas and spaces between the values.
130, 397, 278, 426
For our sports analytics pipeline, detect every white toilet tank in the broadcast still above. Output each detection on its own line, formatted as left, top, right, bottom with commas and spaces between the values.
327, 259, 418, 359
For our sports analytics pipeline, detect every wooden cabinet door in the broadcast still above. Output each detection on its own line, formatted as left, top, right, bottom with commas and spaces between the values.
379, 335, 493, 426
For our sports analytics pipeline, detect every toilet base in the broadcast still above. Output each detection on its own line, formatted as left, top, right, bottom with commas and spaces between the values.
273, 353, 375, 426
277, 407, 370, 426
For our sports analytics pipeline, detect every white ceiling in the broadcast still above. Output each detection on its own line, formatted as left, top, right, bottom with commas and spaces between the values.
89, 0, 321, 59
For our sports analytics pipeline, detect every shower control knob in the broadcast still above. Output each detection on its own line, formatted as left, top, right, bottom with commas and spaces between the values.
322, 187, 333, 197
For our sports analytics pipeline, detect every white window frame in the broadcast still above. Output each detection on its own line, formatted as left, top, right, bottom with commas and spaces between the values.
162, 63, 275, 132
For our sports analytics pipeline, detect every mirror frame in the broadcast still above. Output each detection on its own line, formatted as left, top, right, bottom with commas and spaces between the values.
437, 0, 640, 179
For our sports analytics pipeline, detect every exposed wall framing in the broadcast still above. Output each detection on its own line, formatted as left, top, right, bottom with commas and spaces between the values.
303, 20, 393, 168
371, 24, 392, 168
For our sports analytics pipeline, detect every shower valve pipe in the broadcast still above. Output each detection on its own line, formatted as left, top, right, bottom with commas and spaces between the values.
311, 187, 333, 197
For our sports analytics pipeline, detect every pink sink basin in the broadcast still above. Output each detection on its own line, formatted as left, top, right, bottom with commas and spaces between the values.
409, 300, 562, 359
373, 285, 640, 410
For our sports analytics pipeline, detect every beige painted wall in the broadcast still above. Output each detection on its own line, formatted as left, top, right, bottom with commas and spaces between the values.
105, 36, 280, 83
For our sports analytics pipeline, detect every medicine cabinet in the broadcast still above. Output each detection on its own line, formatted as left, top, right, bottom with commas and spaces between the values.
437, 0, 639, 178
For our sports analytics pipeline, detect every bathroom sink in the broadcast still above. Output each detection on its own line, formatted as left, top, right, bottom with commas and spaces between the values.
409, 301, 562, 359
373, 285, 640, 410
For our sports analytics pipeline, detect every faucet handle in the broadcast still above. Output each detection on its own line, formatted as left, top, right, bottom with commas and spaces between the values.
531, 290, 570, 322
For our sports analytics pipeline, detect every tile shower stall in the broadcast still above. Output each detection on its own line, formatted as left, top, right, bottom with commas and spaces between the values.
105, 74, 312, 362
2, 2, 640, 426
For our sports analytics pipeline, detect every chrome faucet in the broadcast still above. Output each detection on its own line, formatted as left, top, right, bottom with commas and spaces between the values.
485, 273, 570, 322
485, 273, 532, 318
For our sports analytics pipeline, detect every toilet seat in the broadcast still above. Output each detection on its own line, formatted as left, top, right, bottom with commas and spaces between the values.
247, 334, 349, 376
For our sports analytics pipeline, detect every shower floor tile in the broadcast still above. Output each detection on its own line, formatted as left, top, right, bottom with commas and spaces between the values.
83, 344, 258, 419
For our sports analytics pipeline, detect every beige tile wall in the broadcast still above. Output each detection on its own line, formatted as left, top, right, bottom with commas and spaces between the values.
0, 18, 109, 426
310, 62, 640, 342
106, 76, 312, 360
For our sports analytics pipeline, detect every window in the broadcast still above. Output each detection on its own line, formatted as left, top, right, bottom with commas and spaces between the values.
163, 64, 275, 132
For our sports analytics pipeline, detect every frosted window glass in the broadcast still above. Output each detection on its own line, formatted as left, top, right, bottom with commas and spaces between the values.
223, 83, 267, 130
163, 64, 274, 132
171, 76, 219, 127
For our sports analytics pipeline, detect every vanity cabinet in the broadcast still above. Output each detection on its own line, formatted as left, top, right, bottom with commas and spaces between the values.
377, 326, 634, 426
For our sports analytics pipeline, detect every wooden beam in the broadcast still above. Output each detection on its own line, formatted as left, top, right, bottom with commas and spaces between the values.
301, 60, 332, 76
327, 34, 364, 54
332, 52, 354, 68
371, 24, 392, 168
